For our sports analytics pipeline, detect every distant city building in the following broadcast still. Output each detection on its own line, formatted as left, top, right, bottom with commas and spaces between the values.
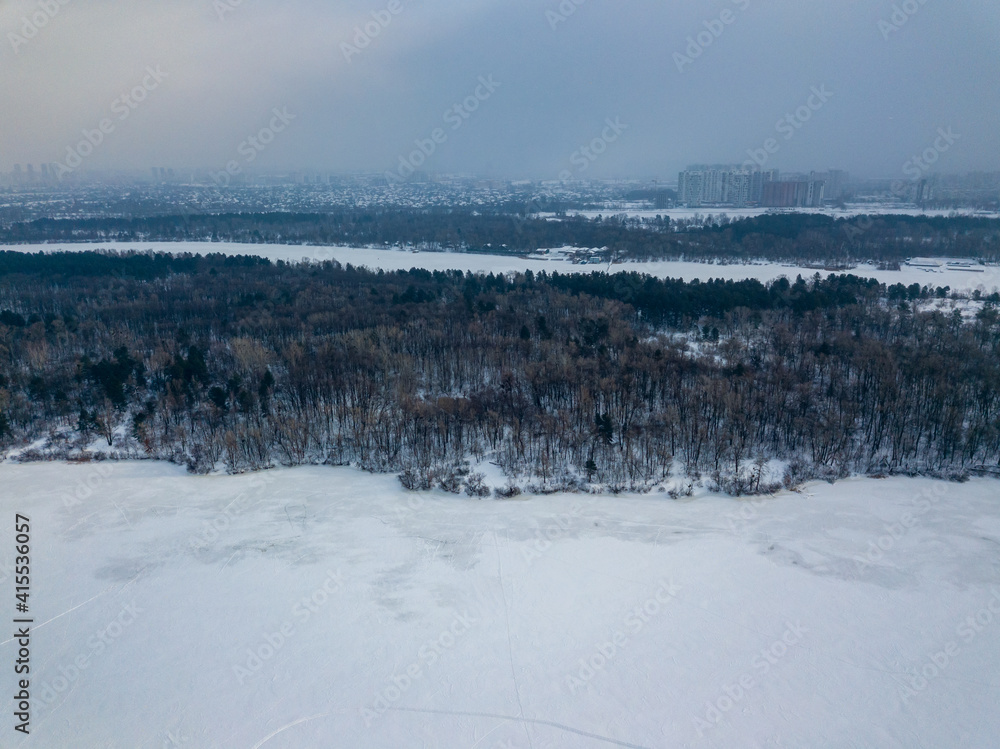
678, 170, 704, 205
762, 181, 799, 207
679, 166, 776, 207
814, 169, 848, 199
806, 179, 825, 206
928, 171, 1000, 204
723, 170, 750, 206
751, 169, 778, 204
761, 179, 826, 208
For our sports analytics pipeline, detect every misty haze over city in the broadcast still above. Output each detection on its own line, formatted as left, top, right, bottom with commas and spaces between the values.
2, 0, 999, 181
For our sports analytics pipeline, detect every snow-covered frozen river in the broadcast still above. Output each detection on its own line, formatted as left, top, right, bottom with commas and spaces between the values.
3, 241, 1000, 294
2, 463, 998, 747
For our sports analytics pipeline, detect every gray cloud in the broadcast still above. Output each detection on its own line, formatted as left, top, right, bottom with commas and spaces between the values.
1, 0, 997, 179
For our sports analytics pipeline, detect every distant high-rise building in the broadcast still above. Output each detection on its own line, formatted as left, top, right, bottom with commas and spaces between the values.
679, 166, 776, 206
722, 170, 751, 206
702, 169, 723, 203
807, 179, 825, 206
678, 170, 705, 206
826, 169, 848, 199
762, 179, 826, 208
750, 169, 777, 203
925, 171, 1000, 203
762, 181, 800, 208
809, 170, 847, 201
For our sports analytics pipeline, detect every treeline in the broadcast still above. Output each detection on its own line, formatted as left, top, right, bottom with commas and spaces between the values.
0, 249, 269, 279
1, 251, 999, 494
2, 211, 999, 264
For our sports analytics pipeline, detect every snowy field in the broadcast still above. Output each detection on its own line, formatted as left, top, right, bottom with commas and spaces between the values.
2, 463, 999, 748
3, 241, 1000, 294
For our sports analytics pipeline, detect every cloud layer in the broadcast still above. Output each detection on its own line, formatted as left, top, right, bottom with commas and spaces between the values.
2, 0, 998, 179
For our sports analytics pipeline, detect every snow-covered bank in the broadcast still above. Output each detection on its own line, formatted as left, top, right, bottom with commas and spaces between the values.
3, 241, 1000, 294
1, 463, 999, 747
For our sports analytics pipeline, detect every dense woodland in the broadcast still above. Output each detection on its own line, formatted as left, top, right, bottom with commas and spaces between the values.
1, 250, 999, 494
3, 211, 1000, 265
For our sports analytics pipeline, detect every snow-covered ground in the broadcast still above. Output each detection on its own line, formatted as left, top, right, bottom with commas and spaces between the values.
916, 297, 987, 320
3, 241, 1000, 294
2, 463, 999, 748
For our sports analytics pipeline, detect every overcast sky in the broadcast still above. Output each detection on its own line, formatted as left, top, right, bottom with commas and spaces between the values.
1, 0, 998, 180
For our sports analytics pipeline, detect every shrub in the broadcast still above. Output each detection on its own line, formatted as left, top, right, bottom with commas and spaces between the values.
464, 472, 490, 497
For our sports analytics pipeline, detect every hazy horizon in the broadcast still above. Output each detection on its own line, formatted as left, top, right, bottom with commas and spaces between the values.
2, 0, 998, 181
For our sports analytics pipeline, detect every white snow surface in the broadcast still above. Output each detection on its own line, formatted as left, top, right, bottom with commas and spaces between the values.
2, 463, 999, 748
4, 241, 1000, 294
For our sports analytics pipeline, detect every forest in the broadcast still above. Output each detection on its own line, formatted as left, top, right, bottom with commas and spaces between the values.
2, 210, 1000, 265
1, 250, 999, 495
